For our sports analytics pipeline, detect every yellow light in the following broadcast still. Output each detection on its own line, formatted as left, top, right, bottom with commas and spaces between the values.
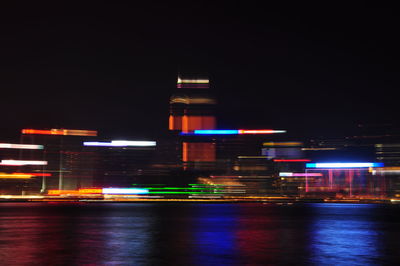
177, 77, 209, 84
0, 173, 32, 179
263, 142, 302, 147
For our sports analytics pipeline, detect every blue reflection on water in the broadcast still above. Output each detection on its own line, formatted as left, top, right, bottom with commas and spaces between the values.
309, 204, 381, 266
102, 214, 152, 264
191, 204, 239, 265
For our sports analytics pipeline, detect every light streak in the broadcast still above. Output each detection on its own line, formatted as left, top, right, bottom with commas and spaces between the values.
0, 143, 44, 149
274, 159, 311, 162
177, 77, 209, 84
279, 172, 323, 177
238, 129, 286, 134
306, 162, 384, 168
102, 188, 149, 194
0, 160, 48, 166
78, 188, 103, 194
83, 140, 156, 147
238, 156, 268, 159
0, 173, 32, 179
22, 129, 97, 136
181, 129, 287, 135
263, 142, 302, 146
193, 130, 238, 135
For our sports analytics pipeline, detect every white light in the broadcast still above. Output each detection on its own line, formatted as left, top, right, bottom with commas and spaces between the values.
279, 172, 322, 177
83, 140, 156, 147
0, 160, 48, 166
102, 188, 149, 194
111, 140, 156, 146
0, 143, 43, 150
279, 172, 293, 177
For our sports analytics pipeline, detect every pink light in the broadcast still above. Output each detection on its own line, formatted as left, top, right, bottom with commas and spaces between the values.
238, 129, 286, 134
274, 159, 311, 162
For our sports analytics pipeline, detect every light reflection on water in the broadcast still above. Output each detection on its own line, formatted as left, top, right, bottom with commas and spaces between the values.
0, 202, 399, 265
309, 204, 381, 266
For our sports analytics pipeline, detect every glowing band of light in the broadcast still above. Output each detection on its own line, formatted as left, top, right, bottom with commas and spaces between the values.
181, 129, 287, 135
102, 188, 149, 194
0, 172, 51, 179
83, 140, 156, 147
79, 188, 103, 194
0, 160, 48, 166
193, 130, 238, 135
274, 159, 311, 162
177, 78, 209, 84
279, 172, 323, 177
306, 162, 384, 168
0, 143, 44, 150
22, 129, 97, 136
238, 129, 286, 134
263, 142, 302, 147
0, 173, 32, 179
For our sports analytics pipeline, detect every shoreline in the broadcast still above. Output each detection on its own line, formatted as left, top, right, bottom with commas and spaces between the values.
0, 197, 397, 204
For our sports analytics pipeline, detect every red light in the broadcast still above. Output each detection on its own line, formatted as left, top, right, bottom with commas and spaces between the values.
22, 129, 63, 135
19, 173, 52, 177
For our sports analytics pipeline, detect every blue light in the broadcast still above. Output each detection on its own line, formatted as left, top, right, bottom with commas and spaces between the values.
193, 130, 239, 135
306, 162, 384, 168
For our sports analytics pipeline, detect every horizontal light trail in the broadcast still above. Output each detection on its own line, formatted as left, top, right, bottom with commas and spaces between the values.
306, 162, 384, 168
84, 140, 156, 147
274, 159, 311, 162
279, 172, 323, 177
22, 129, 97, 136
0, 160, 48, 166
181, 129, 287, 135
0, 143, 43, 149
102, 188, 149, 194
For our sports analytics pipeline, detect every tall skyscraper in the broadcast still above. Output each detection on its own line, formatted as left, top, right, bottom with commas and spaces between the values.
169, 74, 217, 166
169, 75, 216, 132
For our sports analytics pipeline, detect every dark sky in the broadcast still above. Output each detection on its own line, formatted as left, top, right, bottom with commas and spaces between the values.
1, 2, 399, 140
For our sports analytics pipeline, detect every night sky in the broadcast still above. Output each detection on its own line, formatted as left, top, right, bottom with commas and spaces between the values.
1, 2, 399, 140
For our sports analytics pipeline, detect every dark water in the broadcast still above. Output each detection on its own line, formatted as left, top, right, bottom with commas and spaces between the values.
0, 202, 399, 265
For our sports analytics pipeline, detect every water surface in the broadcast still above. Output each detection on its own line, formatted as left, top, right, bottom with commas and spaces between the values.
0, 202, 399, 265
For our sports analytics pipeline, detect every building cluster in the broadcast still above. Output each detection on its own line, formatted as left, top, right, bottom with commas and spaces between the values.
1, 75, 400, 200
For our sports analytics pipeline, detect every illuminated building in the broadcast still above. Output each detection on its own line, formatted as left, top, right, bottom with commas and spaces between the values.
83, 139, 157, 188
0, 141, 47, 195
20, 128, 98, 192
169, 75, 216, 132
304, 162, 386, 198
169, 74, 217, 168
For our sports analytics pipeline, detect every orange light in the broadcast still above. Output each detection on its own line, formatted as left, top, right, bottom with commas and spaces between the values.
182, 142, 215, 162
47, 190, 61, 195
78, 188, 102, 194
22, 129, 97, 136
47, 190, 80, 195
0, 173, 32, 179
